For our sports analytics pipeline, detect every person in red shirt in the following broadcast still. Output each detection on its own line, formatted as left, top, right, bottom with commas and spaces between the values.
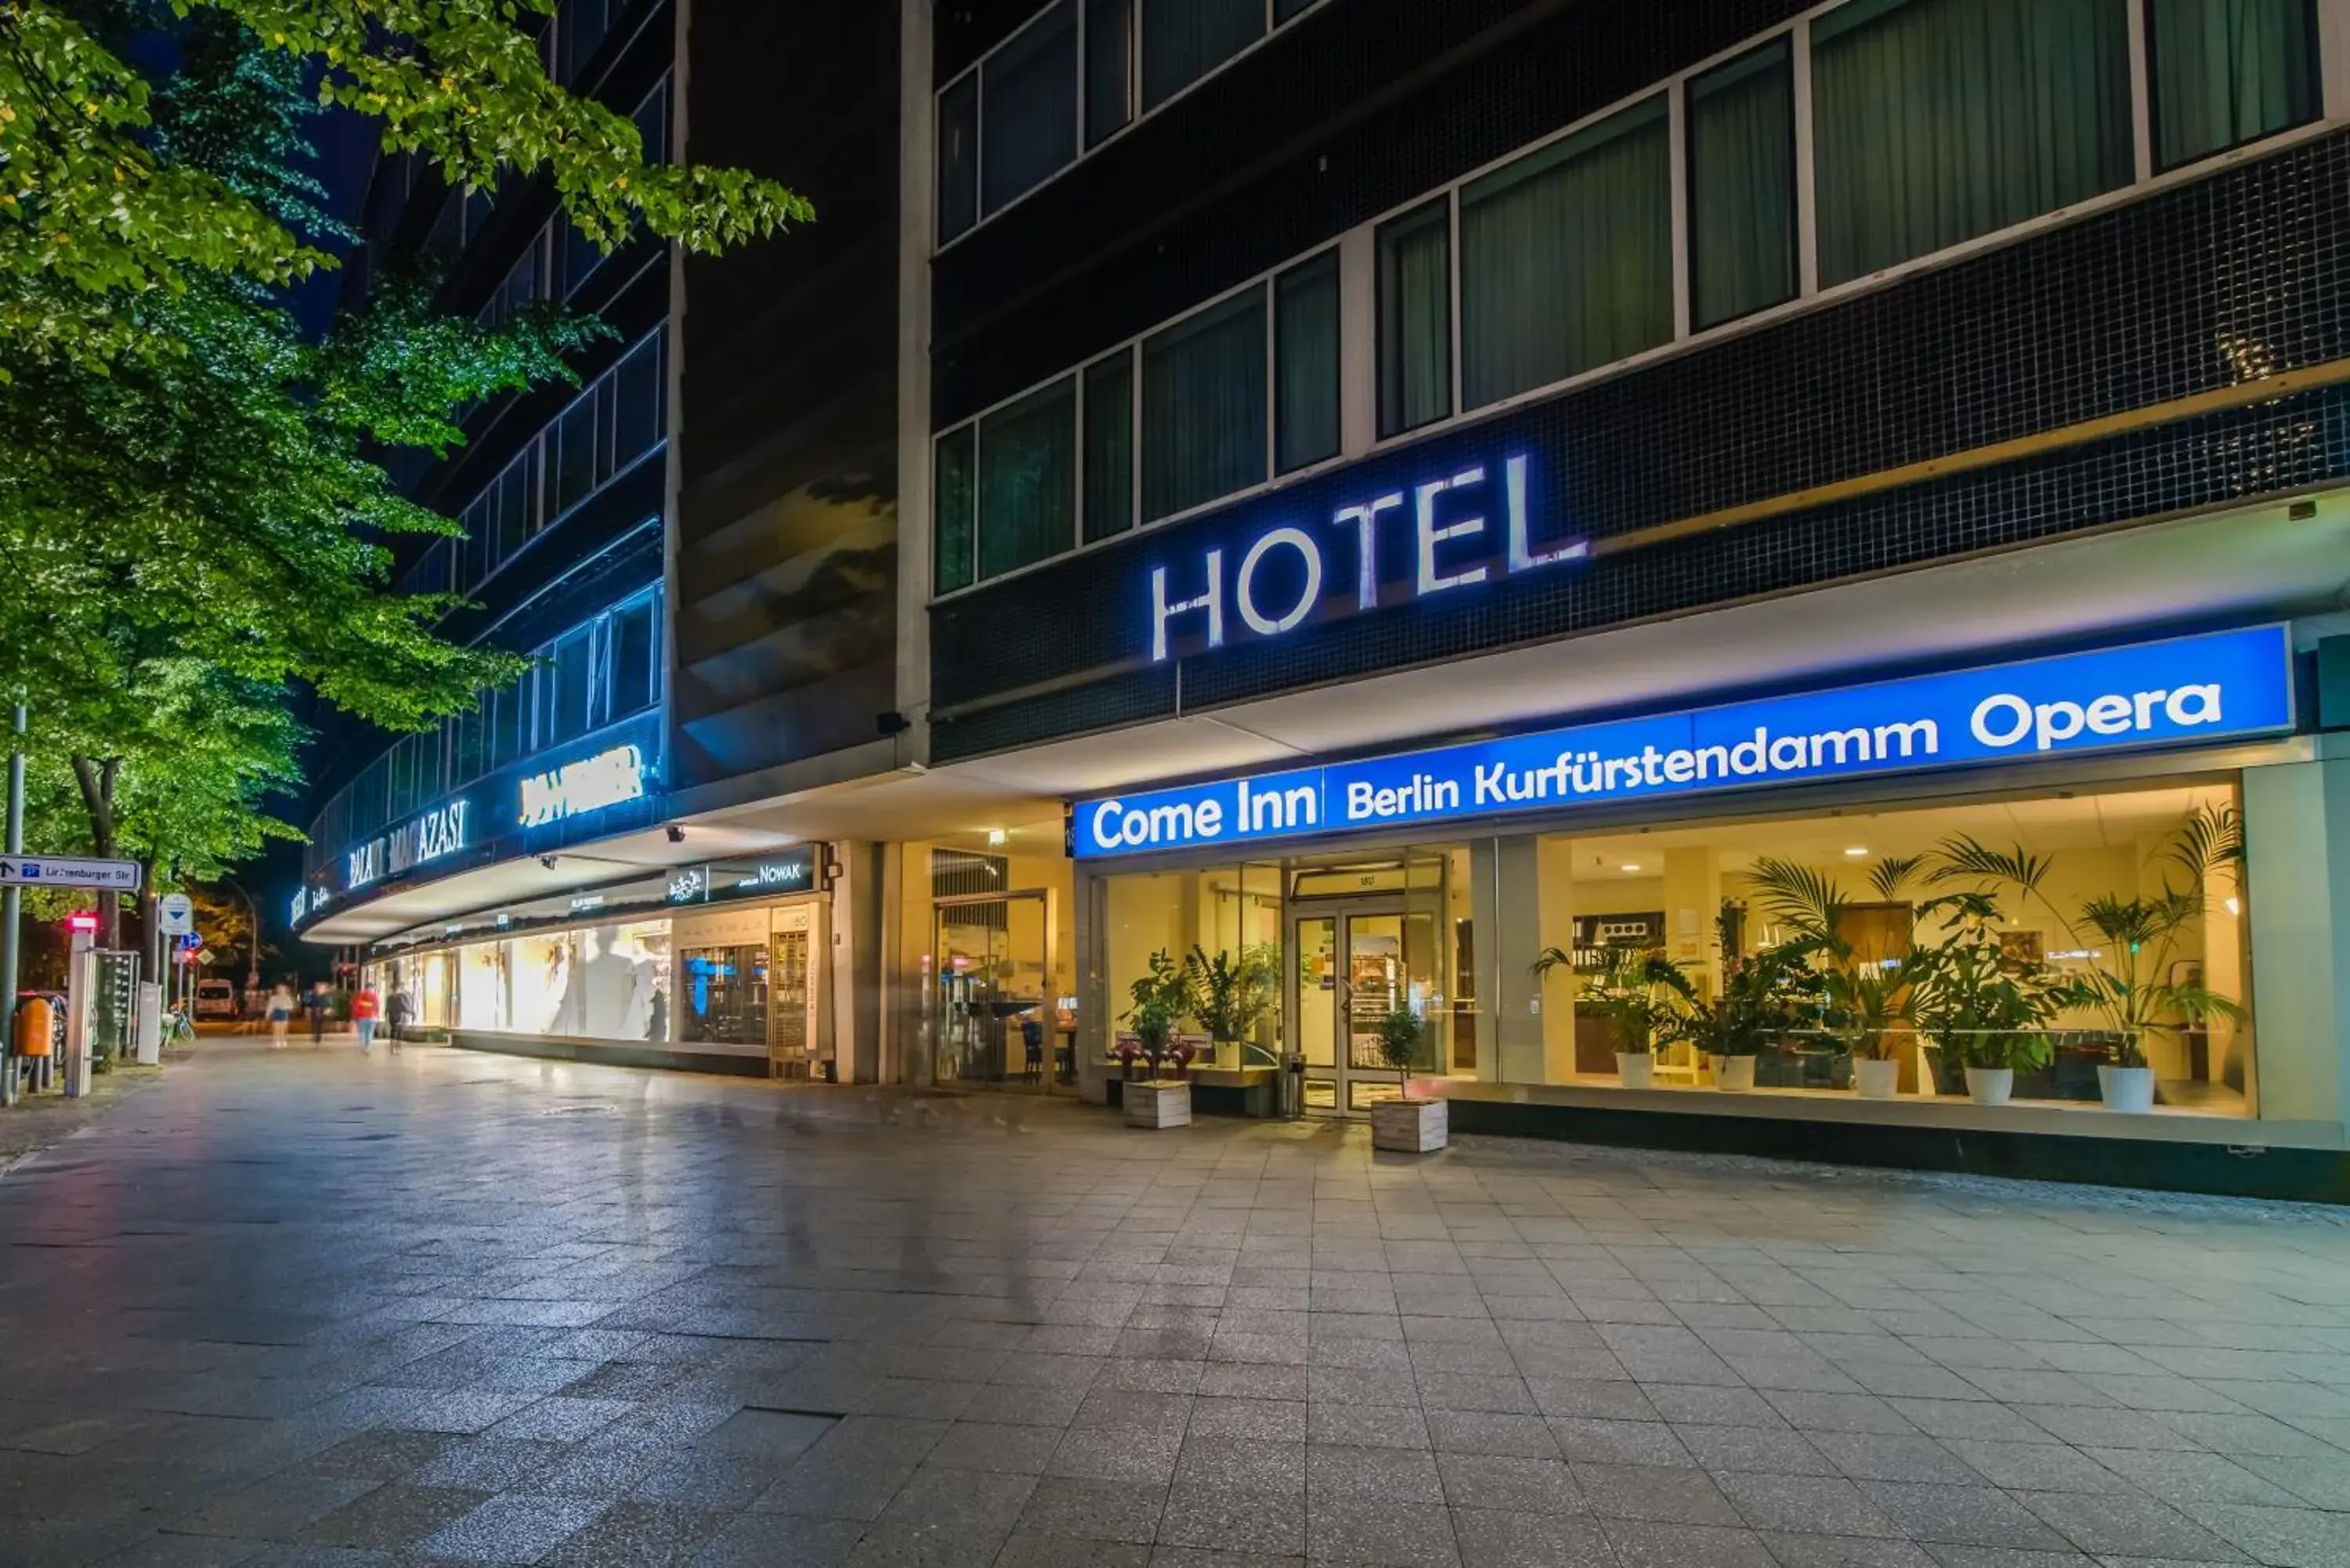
351, 985, 381, 1054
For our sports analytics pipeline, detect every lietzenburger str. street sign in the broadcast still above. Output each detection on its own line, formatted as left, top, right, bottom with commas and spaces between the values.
0, 855, 143, 891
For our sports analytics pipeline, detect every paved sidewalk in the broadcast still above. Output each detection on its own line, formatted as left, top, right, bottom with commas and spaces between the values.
0, 1044, 2345, 1566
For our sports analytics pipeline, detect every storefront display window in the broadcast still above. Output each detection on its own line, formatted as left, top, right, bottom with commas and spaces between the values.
679, 942, 766, 1046
907, 829, 1076, 1088
577, 920, 671, 1042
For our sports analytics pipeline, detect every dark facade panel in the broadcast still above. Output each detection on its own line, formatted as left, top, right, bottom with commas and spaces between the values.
928, 132, 2350, 761
674, 0, 905, 790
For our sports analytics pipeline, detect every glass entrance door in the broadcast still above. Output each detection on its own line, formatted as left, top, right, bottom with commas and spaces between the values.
1292, 903, 1446, 1115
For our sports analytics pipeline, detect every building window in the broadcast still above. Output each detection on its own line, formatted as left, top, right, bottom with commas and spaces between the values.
1143, 288, 1267, 524
939, 74, 981, 242
1378, 200, 1452, 439
2148, 0, 2320, 170
1084, 0, 1133, 148
982, 2, 1079, 217
1274, 252, 1340, 475
633, 76, 671, 166
935, 425, 977, 594
1462, 96, 1672, 413
1083, 350, 1135, 542
1274, 0, 1317, 18
545, 627, 595, 747
1687, 39, 1797, 330
553, 396, 600, 518
1812, 0, 2135, 288
1140, 0, 1264, 111
609, 594, 658, 719
978, 377, 1078, 581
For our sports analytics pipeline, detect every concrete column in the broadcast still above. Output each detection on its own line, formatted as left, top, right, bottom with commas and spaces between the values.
1535, 836, 1579, 1081
2240, 760, 2350, 1133
829, 841, 884, 1084
1663, 846, 1720, 986
1474, 838, 1548, 1084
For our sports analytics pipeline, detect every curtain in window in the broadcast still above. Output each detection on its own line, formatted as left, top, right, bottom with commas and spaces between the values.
1085, 0, 1133, 148
1462, 98, 1671, 411
1379, 201, 1452, 437
1143, 290, 1268, 522
1813, 0, 2133, 287
982, 2, 1079, 216
978, 378, 1077, 580
1140, 0, 1264, 110
1275, 255, 1340, 473
1689, 42, 1796, 330
1083, 352, 1135, 541
2149, 0, 2319, 169
938, 76, 980, 241
935, 426, 977, 594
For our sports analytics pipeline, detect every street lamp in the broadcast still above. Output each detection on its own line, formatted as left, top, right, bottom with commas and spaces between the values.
217, 876, 262, 988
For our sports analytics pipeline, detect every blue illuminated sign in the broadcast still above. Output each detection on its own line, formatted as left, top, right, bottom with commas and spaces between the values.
1148, 452, 1588, 662
1071, 626, 2295, 859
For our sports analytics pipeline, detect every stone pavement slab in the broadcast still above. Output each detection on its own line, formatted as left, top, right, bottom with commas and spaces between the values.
0, 1044, 2338, 1566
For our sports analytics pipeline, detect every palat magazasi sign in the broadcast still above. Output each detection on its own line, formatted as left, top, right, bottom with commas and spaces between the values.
1069, 626, 2295, 859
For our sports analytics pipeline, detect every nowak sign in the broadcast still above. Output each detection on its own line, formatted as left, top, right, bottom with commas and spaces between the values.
1071, 626, 2294, 858
1147, 452, 1587, 662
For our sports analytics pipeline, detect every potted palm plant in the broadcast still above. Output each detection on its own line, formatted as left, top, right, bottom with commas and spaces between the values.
1184, 943, 1281, 1068
1904, 894, 2077, 1105
1533, 943, 1693, 1087
1666, 929, 1808, 1092
1121, 950, 1197, 1128
1368, 1006, 1446, 1151
1746, 856, 1924, 1099
1930, 807, 2247, 1112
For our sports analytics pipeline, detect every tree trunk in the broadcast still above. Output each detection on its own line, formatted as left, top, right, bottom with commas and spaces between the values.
70, 756, 121, 948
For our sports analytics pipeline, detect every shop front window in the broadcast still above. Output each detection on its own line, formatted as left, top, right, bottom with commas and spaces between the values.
679, 943, 767, 1046
1511, 779, 2252, 1111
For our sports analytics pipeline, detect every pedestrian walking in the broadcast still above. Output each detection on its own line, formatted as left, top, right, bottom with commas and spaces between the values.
385, 985, 412, 1053
303, 981, 331, 1047
266, 982, 295, 1050
351, 983, 381, 1054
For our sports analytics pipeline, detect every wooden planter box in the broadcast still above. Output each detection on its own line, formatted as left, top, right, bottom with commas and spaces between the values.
1123, 1080, 1193, 1129
1370, 1097, 1448, 1153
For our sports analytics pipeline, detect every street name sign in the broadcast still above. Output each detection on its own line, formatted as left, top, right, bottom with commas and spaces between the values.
0, 856, 143, 891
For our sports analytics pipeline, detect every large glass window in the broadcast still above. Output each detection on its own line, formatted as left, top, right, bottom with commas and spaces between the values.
1140, 0, 1264, 111
1142, 288, 1268, 523
545, 627, 593, 746
1082, 350, 1135, 542
1688, 40, 1797, 330
939, 75, 981, 242
553, 396, 600, 518
2149, 0, 2321, 170
679, 942, 767, 1045
609, 594, 657, 719
1274, 253, 1340, 474
611, 334, 664, 471
1378, 201, 1453, 439
1812, 0, 2134, 287
1462, 96, 1672, 411
935, 425, 977, 594
492, 676, 529, 771
982, 2, 1079, 217
978, 378, 1078, 581
1084, 0, 1133, 146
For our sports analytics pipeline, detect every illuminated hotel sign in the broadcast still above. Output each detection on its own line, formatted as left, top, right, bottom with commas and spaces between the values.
1072, 626, 2295, 859
1148, 453, 1587, 662
519, 744, 649, 828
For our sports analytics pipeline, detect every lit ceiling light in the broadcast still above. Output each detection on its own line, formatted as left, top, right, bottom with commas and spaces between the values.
1619, 862, 1642, 873
987, 829, 1007, 847
2225, 896, 2241, 916
1844, 846, 1868, 858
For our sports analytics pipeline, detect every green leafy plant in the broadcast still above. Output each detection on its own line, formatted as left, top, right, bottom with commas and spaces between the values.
1184, 943, 1281, 1066
1123, 949, 1196, 1082
1929, 807, 2247, 1069
1534, 943, 1693, 1054
1663, 925, 1814, 1060
1375, 1006, 1426, 1097
1903, 894, 2082, 1072
1745, 855, 1925, 1062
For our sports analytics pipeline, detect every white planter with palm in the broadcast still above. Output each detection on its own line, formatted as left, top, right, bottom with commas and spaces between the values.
1531, 945, 1694, 1089
1745, 855, 1930, 1100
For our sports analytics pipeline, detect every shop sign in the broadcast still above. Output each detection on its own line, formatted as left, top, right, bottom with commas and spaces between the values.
519, 743, 649, 828
1148, 453, 1588, 662
1072, 625, 2295, 858
667, 847, 821, 905
347, 840, 385, 891
388, 800, 468, 876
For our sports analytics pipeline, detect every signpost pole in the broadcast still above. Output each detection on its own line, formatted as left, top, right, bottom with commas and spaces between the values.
0, 703, 21, 1107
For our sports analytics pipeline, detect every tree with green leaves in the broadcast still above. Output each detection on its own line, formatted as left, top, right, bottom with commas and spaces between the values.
0, 1, 808, 941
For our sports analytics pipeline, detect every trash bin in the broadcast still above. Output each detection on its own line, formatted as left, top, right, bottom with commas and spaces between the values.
1280, 1052, 1306, 1120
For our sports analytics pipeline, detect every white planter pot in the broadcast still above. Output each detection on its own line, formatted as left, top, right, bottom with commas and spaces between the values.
1853, 1057, 1900, 1100
1965, 1067, 2014, 1106
2098, 1064, 2157, 1113
1371, 1097, 1448, 1153
1712, 1054, 1757, 1092
1123, 1080, 1192, 1129
1615, 1053, 1654, 1089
